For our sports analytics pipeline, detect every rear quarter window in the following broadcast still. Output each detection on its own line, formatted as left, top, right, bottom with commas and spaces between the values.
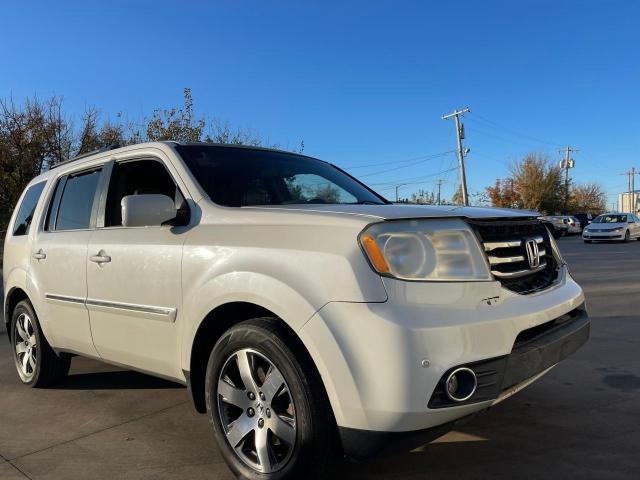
12, 181, 47, 236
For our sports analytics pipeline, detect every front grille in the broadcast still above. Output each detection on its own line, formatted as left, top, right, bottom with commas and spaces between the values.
468, 218, 560, 294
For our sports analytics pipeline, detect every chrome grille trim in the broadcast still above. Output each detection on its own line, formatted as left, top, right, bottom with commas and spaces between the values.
491, 261, 548, 278
467, 219, 559, 295
484, 235, 543, 252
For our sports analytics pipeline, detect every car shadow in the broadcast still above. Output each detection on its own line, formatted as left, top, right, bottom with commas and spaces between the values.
56, 370, 184, 390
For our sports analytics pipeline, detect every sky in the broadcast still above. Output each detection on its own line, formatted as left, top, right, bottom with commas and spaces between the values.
1, 0, 639, 206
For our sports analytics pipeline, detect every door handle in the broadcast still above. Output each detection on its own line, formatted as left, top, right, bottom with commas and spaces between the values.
89, 250, 111, 264
32, 249, 46, 260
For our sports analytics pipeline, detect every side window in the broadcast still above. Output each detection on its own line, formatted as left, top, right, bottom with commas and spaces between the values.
104, 159, 180, 227
12, 181, 46, 236
53, 168, 102, 231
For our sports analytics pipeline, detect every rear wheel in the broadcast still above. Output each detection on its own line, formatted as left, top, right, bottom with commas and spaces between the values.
205, 318, 338, 480
11, 300, 71, 387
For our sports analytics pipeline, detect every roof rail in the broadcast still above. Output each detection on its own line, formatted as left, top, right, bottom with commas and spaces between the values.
49, 144, 121, 170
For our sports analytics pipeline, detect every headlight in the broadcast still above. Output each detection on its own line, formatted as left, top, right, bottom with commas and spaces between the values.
359, 219, 491, 281
613, 227, 624, 232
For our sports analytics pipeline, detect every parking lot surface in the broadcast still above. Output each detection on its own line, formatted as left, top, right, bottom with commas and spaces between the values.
1, 236, 639, 479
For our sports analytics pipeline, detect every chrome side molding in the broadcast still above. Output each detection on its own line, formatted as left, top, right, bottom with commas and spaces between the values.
44, 293, 176, 323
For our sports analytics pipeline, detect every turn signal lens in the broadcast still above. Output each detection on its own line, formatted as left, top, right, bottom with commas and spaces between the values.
360, 234, 390, 273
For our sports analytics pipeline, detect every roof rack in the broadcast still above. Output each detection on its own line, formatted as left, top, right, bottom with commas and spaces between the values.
49, 144, 121, 170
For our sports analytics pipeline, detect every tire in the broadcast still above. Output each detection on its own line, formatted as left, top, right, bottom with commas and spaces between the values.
624, 230, 630, 242
10, 299, 71, 387
584, 240, 592, 243
205, 318, 338, 480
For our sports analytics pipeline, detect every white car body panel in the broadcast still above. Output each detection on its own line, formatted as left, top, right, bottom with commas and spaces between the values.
2, 141, 589, 448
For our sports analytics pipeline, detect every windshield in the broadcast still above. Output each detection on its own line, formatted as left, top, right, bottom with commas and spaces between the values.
175, 145, 387, 207
593, 214, 627, 223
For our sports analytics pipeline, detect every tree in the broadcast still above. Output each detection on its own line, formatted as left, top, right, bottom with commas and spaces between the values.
568, 183, 606, 214
510, 153, 563, 213
485, 153, 563, 214
0, 88, 302, 232
452, 186, 464, 205
146, 88, 205, 142
486, 178, 519, 208
0, 96, 75, 229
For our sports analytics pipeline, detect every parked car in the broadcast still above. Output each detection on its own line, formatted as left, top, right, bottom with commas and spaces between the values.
539, 218, 563, 238
3, 142, 590, 479
566, 216, 582, 235
582, 213, 640, 243
538, 215, 570, 238
572, 213, 593, 230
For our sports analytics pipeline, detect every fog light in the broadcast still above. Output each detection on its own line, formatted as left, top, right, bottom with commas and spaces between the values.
445, 367, 478, 402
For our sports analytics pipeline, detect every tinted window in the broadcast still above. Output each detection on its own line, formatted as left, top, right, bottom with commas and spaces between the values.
104, 160, 179, 227
175, 145, 386, 207
12, 182, 46, 236
54, 169, 102, 230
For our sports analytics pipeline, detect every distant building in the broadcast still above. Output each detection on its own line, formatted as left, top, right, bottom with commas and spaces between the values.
618, 191, 640, 214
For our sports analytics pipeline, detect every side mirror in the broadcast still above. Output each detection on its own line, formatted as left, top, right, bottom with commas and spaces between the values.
121, 194, 177, 227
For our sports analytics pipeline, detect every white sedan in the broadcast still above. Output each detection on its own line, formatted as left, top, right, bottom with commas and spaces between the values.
582, 213, 640, 242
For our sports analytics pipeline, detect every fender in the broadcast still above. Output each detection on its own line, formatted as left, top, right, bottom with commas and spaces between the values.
180, 271, 320, 370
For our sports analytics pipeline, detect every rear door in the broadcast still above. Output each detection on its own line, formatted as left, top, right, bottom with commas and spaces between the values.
29, 166, 105, 355
86, 156, 190, 379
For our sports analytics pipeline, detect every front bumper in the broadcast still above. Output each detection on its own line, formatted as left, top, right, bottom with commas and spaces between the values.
298, 267, 588, 458
583, 231, 624, 240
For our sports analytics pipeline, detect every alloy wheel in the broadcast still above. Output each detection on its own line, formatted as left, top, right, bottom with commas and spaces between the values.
14, 313, 37, 379
217, 348, 296, 473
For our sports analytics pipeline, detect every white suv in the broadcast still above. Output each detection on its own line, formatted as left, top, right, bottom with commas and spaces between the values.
3, 142, 589, 479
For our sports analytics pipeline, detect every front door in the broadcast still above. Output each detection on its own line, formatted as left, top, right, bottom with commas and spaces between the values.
86, 158, 188, 379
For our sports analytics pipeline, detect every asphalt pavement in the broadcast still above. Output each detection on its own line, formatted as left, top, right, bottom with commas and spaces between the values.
1, 236, 639, 479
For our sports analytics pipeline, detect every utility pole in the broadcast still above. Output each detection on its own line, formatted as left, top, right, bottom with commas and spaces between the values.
620, 168, 638, 212
559, 146, 578, 212
442, 107, 471, 206
435, 179, 443, 205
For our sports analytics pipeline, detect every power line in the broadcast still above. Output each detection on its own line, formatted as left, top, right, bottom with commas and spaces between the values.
465, 124, 546, 149
470, 113, 563, 147
342, 150, 455, 169
370, 165, 459, 187
356, 151, 455, 178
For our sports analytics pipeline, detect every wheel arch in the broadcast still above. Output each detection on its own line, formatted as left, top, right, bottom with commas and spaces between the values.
4, 287, 30, 339
186, 301, 335, 424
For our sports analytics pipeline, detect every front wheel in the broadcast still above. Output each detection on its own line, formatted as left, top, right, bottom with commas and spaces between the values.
583, 239, 592, 243
11, 300, 71, 387
205, 318, 338, 480
624, 230, 630, 242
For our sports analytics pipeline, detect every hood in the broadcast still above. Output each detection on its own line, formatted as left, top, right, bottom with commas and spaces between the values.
245, 203, 538, 221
